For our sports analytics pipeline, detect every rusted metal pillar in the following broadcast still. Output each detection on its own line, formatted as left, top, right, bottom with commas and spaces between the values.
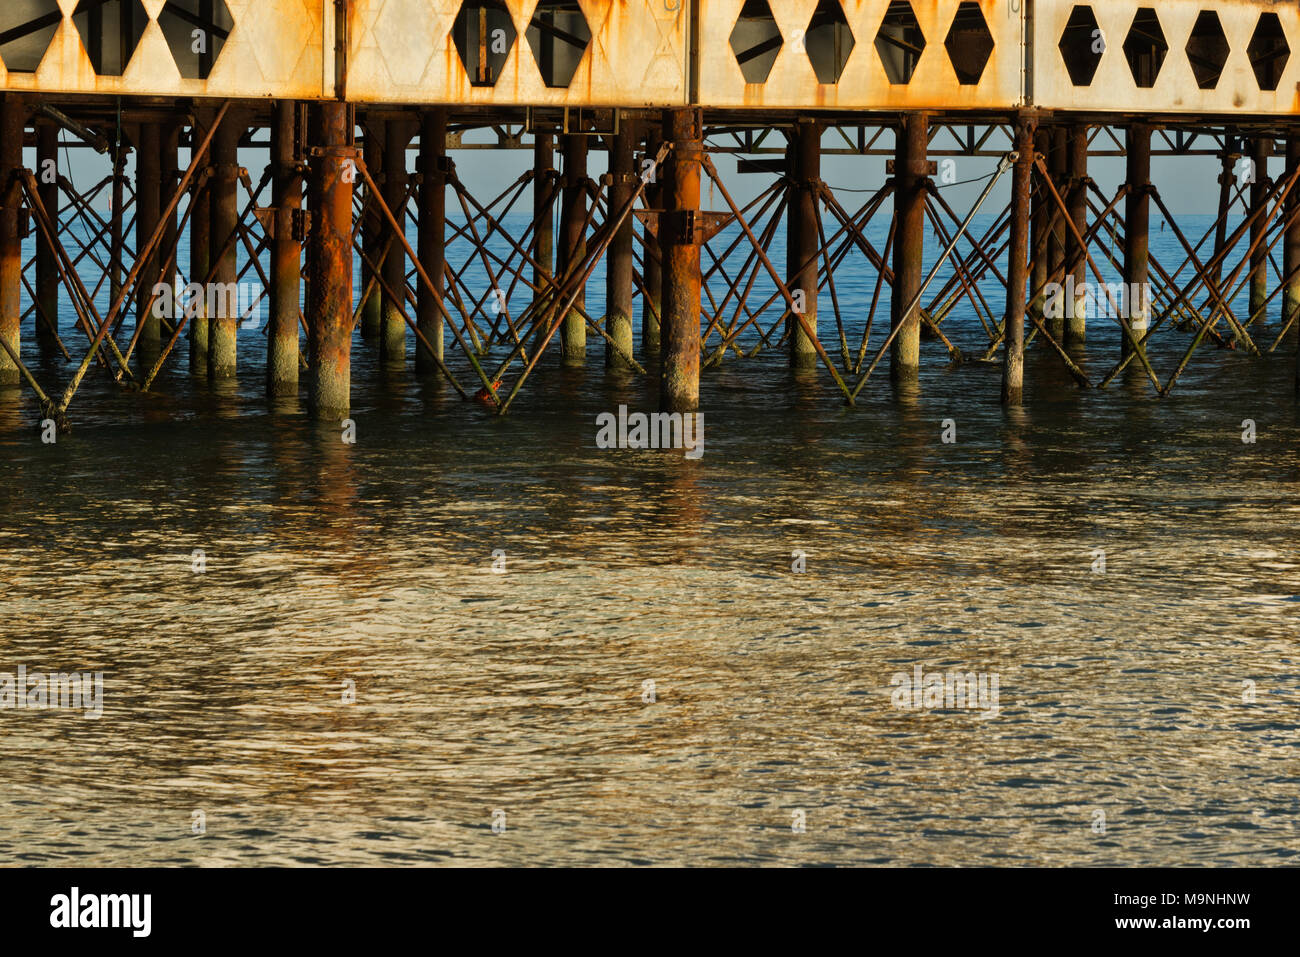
605, 119, 636, 368
360, 120, 384, 341
268, 100, 302, 396
559, 133, 587, 366
381, 117, 411, 365
1002, 119, 1035, 405
1211, 138, 1235, 298
1123, 122, 1151, 363
208, 111, 242, 378
659, 108, 701, 412
1046, 126, 1067, 340
189, 108, 212, 376
35, 123, 59, 357
416, 108, 447, 374
642, 126, 663, 358
533, 132, 554, 322
0, 94, 22, 386
890, 113, 927, 382
787, 118, 820, 370
1065, 124, 1088, 345
161, 118, 180, 320
1028, 127, 1050, 321
1249, 136, 1270, 325
307, 101, 354, 418
1285, 133, 1300, 342
134, 121, 162, 355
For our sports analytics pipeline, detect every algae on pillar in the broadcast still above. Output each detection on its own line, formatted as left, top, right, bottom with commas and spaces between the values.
307, 102, 355, 418
268, 100, 303, 397
208, 111, 243, 378
559, 134, 588, 367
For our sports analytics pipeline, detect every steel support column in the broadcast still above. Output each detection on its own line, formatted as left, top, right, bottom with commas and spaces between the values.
360, 121, 384, 341
1285, 133, 1300, 345
1065, 125, 1088, 345
0, 95, 23, 386
208, 112, 242, 378
416, 108, 447, 375
606, 120, 636, 368
1249, 137, 1270, 325
642, 126, 663, 358
1029, 127, 1050, 321
381, 117, 411, 365
559, 133, 587, 366
1123, 123, 1151, 363
890, 113, 927, 381
189, 108, 213, 376
134, 121, 161, 355
268, 100, 302, 396
1046, 127, 1067, 340
35, 123, 59, 357
659, 109, 701, 412
307, 102, 354, 418
1002, 120, 1035, 405
787, 119, 820, 370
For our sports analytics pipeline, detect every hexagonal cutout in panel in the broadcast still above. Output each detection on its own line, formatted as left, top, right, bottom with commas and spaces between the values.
1058, 6, 1104, 87
1122, 8, 1167, 88
72, 0, 149, 76
453, 0, 517, 87
1185, 10, 1229, 90
526, 0, 591, 89
0, 1, 63, 73
805, 0, 854, 85
944, 1, 994, 85
159, 0, 234, 81
1246, 13, 1289, 92
874, 1, 925, 86
729, 0, 782, 84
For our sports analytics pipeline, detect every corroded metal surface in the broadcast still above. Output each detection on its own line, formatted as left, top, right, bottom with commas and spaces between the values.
0, 2, 1297, 114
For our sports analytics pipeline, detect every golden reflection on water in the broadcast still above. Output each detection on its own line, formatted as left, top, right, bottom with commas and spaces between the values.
0, 335, 1298, 866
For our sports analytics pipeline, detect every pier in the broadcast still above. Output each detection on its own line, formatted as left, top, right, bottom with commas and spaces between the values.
0, 0, 1297, 426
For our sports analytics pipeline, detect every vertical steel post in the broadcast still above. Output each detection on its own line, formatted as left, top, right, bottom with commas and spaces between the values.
559, 133, 587, 366
1002, 120, 1035, 405
1029, 127, 1050, 322
417, 108, 447, 374
381, 117, 410, 365
308, 101, 354, 417
1047, 126, 1067, 340
360, 120, 384, 340
1249, 136, 1269, 325
208, 110, 241, 377
642, 126, 663, 358
1123, 122, 1151, 363
659, 109, 701, 412
890, 113, 927, 382
35, 122, 59, 357
0, 94, 22, 385
1065, 124, 1088, 345
189, 107, 213, 376
269, 99, 302, 396
606, 119, 636, 368
134, 121, 162, 355
787, 119, 820, 370
1285, 133, 1300, 347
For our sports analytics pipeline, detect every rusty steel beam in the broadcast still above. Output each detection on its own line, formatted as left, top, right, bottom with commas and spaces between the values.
417, 108, 448, 375
1249, 137, 1270, 325
382, 118, 413, 366
559, 133, 588, 367
189, 108, 213, 377
659, 109, 702, 412
1002, 119, 1036, 405
0, 94, 23, 387
532, 132, 555, 356
134, 121, 162, 357
1124, 122, 1152, 363
891, 113, 927, 383
269, 100, 303, 397
36, 122, 59, 359
1065, 125, 1089, 346
209, 110, 243, 378
360, 122, 384, 342
641, 125, 664, 358
1286, 133, 1300, 381
605, 119, 636, 369
307, 101, 355, 418
787, 118, 820, 371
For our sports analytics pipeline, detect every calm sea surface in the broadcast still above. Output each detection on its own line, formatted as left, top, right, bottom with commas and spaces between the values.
1, 211, 1298, 865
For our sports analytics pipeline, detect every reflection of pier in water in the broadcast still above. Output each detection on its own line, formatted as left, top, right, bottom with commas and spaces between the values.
0, 1, 1297, 429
